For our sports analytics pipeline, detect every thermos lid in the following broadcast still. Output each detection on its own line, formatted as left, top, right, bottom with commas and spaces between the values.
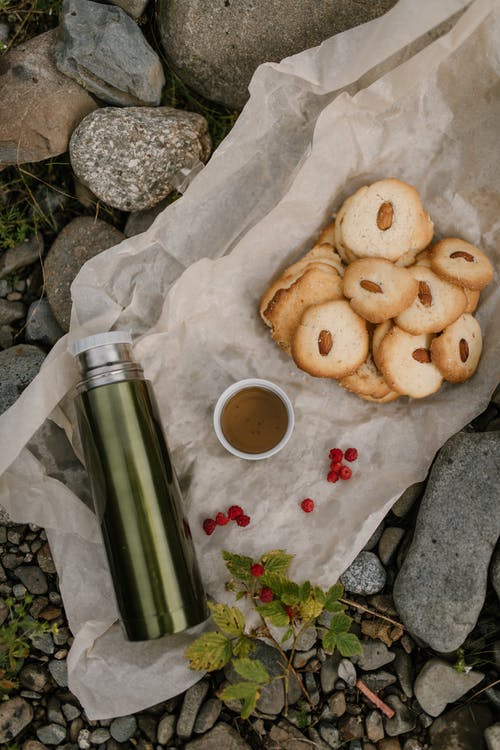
71, 331, 132, 357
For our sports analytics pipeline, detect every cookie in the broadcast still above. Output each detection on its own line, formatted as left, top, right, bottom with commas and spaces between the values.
343, 258, 419, 323
376, 326, 443, 398
337, 178, 434, 262
430, 313, 482, 383
334, 195, 358, 265
291, 299, 369, 378
305, 242, 344, 277
395, 266, 467, 334
464, 287, 480, 314
261, 265, 343, 353
413, 248, 432, 267
430, 238, 494, 290
372, 320, 393, 361
317, 221, 336, 246
339, 354, 396, 401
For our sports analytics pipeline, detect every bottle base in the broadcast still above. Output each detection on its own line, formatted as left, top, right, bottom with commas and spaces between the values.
122, 601, 209, 641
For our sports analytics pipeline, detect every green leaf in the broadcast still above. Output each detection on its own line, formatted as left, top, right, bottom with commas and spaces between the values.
324, 583, 344, 611
298, 581, 311, 602
312, 586, 326, 605
281, 626, 294, 644
298, 596, 324, 621
185, 631, 233, 671
222, 551, 254, 582
256, 600, 290, 628
322, 629, 337, 654
260, 550, 294, 576
280, 581, 301, 606
219, 681, 260, 719
232, 658, 270, 684
232, 637, 254, 658
208, 602, 245, 637
326, 601, 344, 614
328, 613, 352, 634
335, 631, 363, 657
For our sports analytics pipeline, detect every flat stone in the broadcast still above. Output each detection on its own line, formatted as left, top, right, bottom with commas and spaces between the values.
15, 565, 48, 594
318, 721, 341, 748
19, 662, 50, 692
156, 714, 175, 745
157, 0, 396, 109
36, 724, 67, 745
339, 715, 364, 741
109, 716, 137, 742
55, 0, 164, 106
365, 710, 384, 742
22, 741, 49, 750
378, 527, 406, 566
393, 649, 413, 697
337, 659, 357, 687
391, 483, 424, 518
354, 639, 395, 671
414, 658, 484, 717
394, 432, 500, 652
379, 741, 402, 750
361, 670, 397, 692
485, 723, 500, 750
268, 720, 311, 750
26, 300, 64, 347
328, 691, 346, 718
0, 30, 96, 165
89, 728, 110, 744
0, 299, 25, 325
62, 704, 81, 722
185, 722, 251, 750
308, 727, 333, 750
0, 697, 33, 743
340, 551, 386, 595
383, 695, 416, 737
295, 626, 317, 651
47, 697, 65, 726
429, 704, 493, 750
44, 217, 124, 331
176, 678, 210, 740
70, 106, 210, 211
48, 659, 68, 687
320, 656, 339, 694
0, 344, 46, 414
108, 0, 149, 18
36, 543, 57, 575
192, 698, 222, 734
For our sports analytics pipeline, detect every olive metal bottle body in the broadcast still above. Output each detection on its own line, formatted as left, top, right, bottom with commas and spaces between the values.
75, 376, 208, 641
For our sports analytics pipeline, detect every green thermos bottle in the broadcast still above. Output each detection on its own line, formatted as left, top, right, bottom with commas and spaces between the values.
72, 331, 208, 641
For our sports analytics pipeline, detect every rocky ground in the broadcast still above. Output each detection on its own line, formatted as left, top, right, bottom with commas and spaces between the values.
0, 1, 499, 749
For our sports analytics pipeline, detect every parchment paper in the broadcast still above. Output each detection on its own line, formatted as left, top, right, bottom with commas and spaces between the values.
1, 0, 499, 719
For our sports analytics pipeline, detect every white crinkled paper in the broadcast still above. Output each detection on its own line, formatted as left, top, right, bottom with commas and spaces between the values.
1, 0, 499, 719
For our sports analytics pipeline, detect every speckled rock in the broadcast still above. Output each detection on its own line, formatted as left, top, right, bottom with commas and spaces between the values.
44, 217, 124, 331
394, 431, 500, 652
55, 0, 164, 106
414, 658, 484, 717
176, 678, 210, 740
0, 697, 33, 743
340, 551, 386, 595
36, 724, 67, 745
157, 0, 397, 109
70, 106, 210, 211
0, 30, 96, 165
0, 344, 46, 414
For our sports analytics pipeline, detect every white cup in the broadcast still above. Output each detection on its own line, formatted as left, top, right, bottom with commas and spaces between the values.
213, 378, 294, 460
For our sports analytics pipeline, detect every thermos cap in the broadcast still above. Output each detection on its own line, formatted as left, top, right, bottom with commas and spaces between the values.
71, 331, 132, 357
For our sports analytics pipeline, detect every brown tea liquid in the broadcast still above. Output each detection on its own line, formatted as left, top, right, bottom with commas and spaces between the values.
220, 387, 288, 454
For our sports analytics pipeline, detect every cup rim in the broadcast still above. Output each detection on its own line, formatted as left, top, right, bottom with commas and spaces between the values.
213, 378, 294, 460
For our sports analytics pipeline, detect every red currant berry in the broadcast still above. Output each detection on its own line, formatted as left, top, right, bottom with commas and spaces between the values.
251, 563, 265, 577
202, 518, 217, 535
329, 448, 343, 463
215, 512, 230, 525
330, 461, 343, 473
259, 587, 274, 603
339, 466, 352, 480
301, 498, 315, 513
228, 505, 244, 520
345, 448, 358, 462
236, 514, 250, 527
327, 470, 339, 483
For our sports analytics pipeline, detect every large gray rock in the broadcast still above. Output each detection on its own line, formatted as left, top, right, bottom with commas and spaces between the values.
394, 432, 500, 652
414, 658, 484, 717
157, 0, 397, 109
0, 344, 46, 414
55, 0, 165, 106
44, 216, 124, 331
0, 30, 97, 165
0, 697, 33, 743
70, 107, 210, 211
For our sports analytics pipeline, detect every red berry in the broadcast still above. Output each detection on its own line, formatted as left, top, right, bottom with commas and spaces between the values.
345, 448, 358, 462
259, 587, 274, 603
284, 605, 295, 620
327, 470, 339, 483
339, 466, 352, 480
330, 461, 343, 473
236, 514, 251, 527
251, 563, 265, 577
329, 448, 343, 463
202, 518, 217, 535
215, 512, 230, 526
301, 498, 315, 513
228, 505, 244, 520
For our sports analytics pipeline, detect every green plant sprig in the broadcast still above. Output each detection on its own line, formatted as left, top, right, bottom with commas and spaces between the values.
185, 549, 362, 719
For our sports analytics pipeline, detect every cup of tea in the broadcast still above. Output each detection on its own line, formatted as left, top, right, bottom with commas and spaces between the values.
213, 378, 294, 460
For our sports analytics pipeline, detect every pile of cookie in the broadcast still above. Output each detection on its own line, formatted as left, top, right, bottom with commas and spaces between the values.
259, 178, 494, 401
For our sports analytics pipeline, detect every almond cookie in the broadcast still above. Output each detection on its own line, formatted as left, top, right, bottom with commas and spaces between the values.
339, 354, 397, 402
317, 220, 336, 246
334, 195, 358, 265
376, 327, 443, 398
430, 313, 482, 382
413, 248, 432, 267
395, 266, 467, 334
343, 258, 419, 323
372, 320, 393, 362
464, 288, 480, 314
338, 178, 434, 262
291, 299, 369, 378
430, 238, 494, 290
260, 265, 343, 354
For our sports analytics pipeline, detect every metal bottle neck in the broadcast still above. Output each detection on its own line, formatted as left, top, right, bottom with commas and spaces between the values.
76, 342, 145, 392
